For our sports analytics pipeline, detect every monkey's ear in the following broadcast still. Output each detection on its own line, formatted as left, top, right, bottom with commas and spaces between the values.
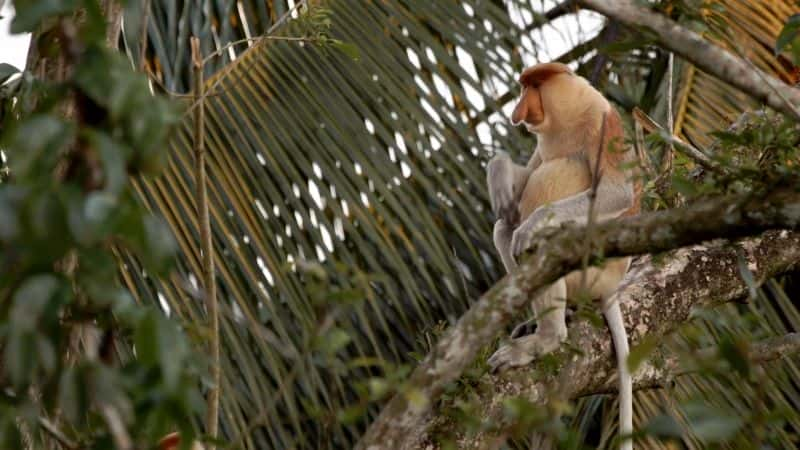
519, 62, 572, 87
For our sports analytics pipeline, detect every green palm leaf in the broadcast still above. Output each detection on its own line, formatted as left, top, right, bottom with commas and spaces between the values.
121, 1, 536, 447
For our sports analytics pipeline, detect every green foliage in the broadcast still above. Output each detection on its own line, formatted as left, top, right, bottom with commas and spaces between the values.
647, 110, 800, 208
0, 0, 203, 448
3, 0, 798, 449
776, 14, 800, 66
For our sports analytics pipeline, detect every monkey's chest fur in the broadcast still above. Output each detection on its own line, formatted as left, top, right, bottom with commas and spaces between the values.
517, 157, 591, 221
516, 156, 629, 301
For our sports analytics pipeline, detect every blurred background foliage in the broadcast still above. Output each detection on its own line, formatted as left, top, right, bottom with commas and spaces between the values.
3, 0, 800, 448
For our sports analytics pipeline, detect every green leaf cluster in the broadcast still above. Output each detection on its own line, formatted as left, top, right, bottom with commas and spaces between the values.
0, 0, 202, 448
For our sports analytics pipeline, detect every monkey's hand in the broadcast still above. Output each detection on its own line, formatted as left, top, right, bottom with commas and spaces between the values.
510, 208, 584, 257
487, 151, 520, 225
510, 209, 549, 257
488, 332, 566, 372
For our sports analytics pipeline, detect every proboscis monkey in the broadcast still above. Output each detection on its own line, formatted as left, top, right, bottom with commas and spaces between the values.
486, 62, 639, 450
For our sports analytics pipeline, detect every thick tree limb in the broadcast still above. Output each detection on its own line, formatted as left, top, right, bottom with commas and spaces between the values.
576, 0, 800, 118
422, 231, 800, 449
630, 332, 800, 394
524, 0, 576, 33
357, 189, 800, 450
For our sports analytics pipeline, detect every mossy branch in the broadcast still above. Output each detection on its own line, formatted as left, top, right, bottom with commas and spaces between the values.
358, 189, 800, 450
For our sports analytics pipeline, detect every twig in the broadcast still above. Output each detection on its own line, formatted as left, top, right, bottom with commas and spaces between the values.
138, 0, 151, 71
200, 0, 308, 65
655, 53, 675, 194
266, 0, 307, 35
200, 34, 314, 65
632, 107, 722, 172
99, 404, 132, 450
357, 187, 800, 449
192, 36, 220, 450
633, 117, 656, 179
579, 112, 608, 294
633, 333, 800, 391
39, 417, 77, 450
576, 0, 800, 118
523, 0, 576, 33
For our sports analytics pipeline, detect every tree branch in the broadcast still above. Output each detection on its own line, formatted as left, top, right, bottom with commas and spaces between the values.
358, 189, 800, 450
523, 0, 577, 34
576, 0, 800, 118
423, 231, 800, 448
631, 332, 800, 393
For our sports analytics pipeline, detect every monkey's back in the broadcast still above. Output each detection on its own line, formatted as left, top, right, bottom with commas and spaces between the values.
518, 157, 591, 221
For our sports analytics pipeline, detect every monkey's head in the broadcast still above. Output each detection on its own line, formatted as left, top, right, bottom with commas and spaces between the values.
510, 62, 607, 134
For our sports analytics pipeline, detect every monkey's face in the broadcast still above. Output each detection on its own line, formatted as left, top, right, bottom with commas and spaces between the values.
510, 62, 573, 134
511, 69, 603, 136
511, 73, 576, 133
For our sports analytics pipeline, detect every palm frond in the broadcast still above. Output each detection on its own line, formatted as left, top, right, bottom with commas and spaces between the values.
121, 1, 536, 447
674, 0, 798, 148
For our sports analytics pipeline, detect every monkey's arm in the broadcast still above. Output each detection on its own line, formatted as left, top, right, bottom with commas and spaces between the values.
510, 176, 634, 256
487, 149, 537, 225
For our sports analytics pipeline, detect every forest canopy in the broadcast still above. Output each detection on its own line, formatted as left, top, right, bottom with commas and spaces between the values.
1, 0, 800, 449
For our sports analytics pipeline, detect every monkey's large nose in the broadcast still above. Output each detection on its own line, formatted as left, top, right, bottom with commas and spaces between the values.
511, 99, 527, 126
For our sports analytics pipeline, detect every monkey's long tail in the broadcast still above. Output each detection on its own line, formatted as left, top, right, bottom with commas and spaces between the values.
604, 299, 633, 450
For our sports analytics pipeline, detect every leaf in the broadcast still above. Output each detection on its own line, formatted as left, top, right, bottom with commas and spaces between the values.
0, 414, 22, 450
5, 115, 74, 179
330, 39, 360, 61
682, 402, 743, 442
627, 335, 658, 372
336, 404, 366, 425
717, 335, 751, 378
10, 274, 64, 330
367, 377, 390, 400
142, 215, 178, 274
10, 0, 78, 33
775, 14, 800, 54
314, 327, 351, 356
58, 367, 85, 424
4, 329, 35, 389
86, 130, 131, 196
156, 316, 187, 392
0, 63, 19, 85
0, 187, 25, 241
134, 311, 159, 366
643, 414, 683, 439
35, 333, 57, 375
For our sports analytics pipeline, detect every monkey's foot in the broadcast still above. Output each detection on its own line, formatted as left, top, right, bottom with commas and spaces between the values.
510, 213, 550, 257
511, 310, 575, 339
488, 332, 566, 373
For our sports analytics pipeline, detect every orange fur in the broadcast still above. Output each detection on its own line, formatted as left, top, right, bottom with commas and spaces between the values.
489, 62, 638, 448
514, 62, 639, 300
518, 157, 590, 219
519, 62, 572, 87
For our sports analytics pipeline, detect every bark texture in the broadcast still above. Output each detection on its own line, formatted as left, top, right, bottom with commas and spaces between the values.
427, 231, 800, 449
577, 0, 800, 118
357, 189, 800, 450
